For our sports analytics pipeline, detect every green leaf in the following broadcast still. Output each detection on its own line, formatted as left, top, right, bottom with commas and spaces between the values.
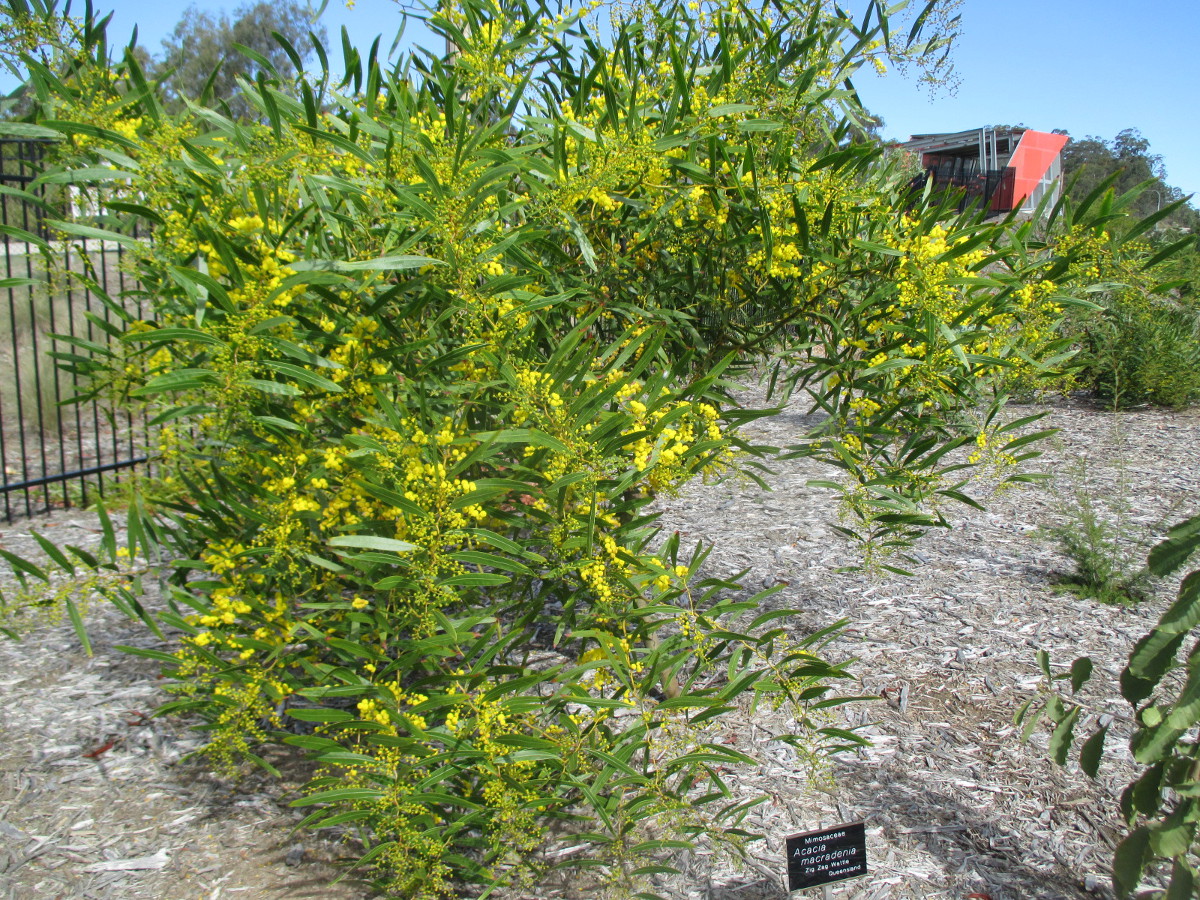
1049, 706, 1080, 766
0, 548, 49, 583
64, 598, 92, 657
114, 645, 180, 664
242, 378, 301, 397
474, 427, 573, 457
35, 166, 137, 185
290, 787, 386, 807
736, 119, 785, 132
39, 120, 140, 150
1020, 700, 1044, 742
125, 327, 228, 348
316, 751, 376, 766
0, 224, 49, 250
0, 277, 42, 289
32, 532, 74, 574
354, 480, 426, 519
95, 503, 118, 560
1149, 514, 1200, 578
286, 708, 355, 723
998, 429, 1057, 454
851, 239, 905, 257
291, 255, 444, 273
1129, 762, 1167, 814
1036, 648, 1052, 680
47, 220, 140, 246
1113, 826, 1152, 898
440, 572, 511, 587
1165, 660, 1200, 731
130, 368, 219, 397
1127, 628, 1186, 687
261, 361, 345, 393
328, 536, 417, 554
1158, 572, 1200, 634
706, 103, 756, 117
1079, 724, 1107, 779
1166, 857, 1196, 900
254, 415, 307, 433
1121, 197, 1190, 245
1070, 657, 1093, 694
585, 747, 642, 779
0, 122, 60, 139
564, 213, 597, 272
1150, 821, 1195, 859
448, 551, 532, 575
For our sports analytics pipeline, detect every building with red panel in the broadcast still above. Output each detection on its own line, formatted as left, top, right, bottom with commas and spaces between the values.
898, 126, 1069, 215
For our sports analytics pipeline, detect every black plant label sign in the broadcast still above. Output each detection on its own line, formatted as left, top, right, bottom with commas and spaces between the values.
786, 822, 867, 891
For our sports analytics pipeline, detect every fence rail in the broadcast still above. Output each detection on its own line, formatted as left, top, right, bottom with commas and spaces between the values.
0, 138, 154, 522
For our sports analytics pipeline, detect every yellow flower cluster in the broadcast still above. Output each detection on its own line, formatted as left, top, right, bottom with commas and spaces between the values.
619, 384, 727, 488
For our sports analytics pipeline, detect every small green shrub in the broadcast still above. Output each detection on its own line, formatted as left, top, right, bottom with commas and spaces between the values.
1043, 484, 1152, 604
1055, 198, 1200, 410
1073, 296, 1200, 409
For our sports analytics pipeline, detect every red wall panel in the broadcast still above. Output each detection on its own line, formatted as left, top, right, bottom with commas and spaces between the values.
1009, 130, 1068, 208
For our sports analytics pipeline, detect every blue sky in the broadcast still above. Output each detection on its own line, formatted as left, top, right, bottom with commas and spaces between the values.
14, 0, 1200, 201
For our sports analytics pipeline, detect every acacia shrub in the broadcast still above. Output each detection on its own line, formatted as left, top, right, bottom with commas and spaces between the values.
1054, 183, 1200, 409
0, 0, 1117, 894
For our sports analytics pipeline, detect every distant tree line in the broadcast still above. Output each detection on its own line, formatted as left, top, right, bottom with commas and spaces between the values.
1056, 127, 1200, 231
3, 1, 326, 122
153, 1, 326, 120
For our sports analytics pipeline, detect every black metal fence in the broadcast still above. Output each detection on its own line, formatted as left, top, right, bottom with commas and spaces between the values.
0, 138, 153, 522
